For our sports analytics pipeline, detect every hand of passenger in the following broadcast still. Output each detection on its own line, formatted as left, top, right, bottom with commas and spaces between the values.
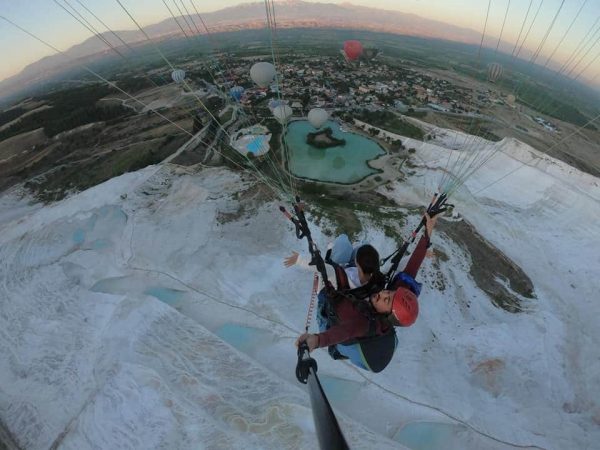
295, 332, 320, 352
283, 251, 299, 267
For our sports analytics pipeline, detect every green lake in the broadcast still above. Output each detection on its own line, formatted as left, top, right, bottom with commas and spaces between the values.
286, 120, 385, 184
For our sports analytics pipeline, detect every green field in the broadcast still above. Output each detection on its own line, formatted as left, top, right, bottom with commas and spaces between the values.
355, 110, 424, 140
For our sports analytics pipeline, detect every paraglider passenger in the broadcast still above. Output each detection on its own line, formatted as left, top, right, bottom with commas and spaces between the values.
284, 234, 381, 288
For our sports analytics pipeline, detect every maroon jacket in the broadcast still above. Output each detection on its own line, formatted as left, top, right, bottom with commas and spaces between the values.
316, 234, 430, 348
317, 299, 392, 348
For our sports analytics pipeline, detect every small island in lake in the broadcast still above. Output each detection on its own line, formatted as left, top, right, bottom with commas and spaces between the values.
306, 127, 346, 149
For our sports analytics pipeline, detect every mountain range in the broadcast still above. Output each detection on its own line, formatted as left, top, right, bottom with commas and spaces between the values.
1, 0, 501, 102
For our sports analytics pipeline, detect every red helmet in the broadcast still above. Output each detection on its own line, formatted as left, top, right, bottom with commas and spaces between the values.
392, 288, 419, 326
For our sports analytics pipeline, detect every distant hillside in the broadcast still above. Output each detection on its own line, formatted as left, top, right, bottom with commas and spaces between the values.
1, 0, 502, 102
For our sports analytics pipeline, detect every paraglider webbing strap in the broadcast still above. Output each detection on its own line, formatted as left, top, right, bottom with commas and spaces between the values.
341, 324, 395, 346
320, 285, 384, 342
324, 249, 349, 290
279, 198, 329, 285
304, 273, 320, 332
325, 249, 386, 300
383, 193, 452, 286
384, 240, 410, 287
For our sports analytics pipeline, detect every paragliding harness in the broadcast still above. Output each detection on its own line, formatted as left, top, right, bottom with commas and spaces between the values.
326, 193, 451, 372
281, 194, 451, 372
321, 252, 398, 373
283, 194, 450, 448
279, 196, 382, 329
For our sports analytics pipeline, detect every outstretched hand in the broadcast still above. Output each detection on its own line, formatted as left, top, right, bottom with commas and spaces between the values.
283, 251, 299, 268
295, 332, 320, 352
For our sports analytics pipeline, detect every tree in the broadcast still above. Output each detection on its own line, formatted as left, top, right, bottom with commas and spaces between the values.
300, 91, 311, 107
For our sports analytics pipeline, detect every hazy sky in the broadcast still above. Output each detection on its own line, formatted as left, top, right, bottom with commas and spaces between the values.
1, 0, 599, 85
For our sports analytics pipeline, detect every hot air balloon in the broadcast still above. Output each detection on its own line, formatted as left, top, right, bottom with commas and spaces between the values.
273, 104, 293, 124
343, 40, 363, 61
268, 99, 287, 111
308, 108, 328, 129
507, 94, 516, 106
171, 69, 186, 84
487, 63, 504, 83
230, 86, 245, 102
250, 62, 276, 88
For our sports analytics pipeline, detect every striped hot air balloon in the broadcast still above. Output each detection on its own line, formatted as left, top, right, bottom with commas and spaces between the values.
487, 63, 504, 83
273, 104, 293, 124
230, 86, 245, 102
171, 69, 186, 84
268, 99, 287, 111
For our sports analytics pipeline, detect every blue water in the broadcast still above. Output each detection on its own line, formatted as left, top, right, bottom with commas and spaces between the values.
144, 287, 185, 305
214, 323, 272, 353
90, 239, 110, 250
393, 421, 468, 450
318, 375, 362, 409
247, 137, 263, 154
90, 280, 185, 306
286, 120, 385, 183
73, 229, 86, 245
71, 206, 126, 247
90, 276, 129, 294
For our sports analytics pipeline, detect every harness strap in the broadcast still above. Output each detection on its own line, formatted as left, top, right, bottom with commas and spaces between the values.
340, 279, 386, 300
383, 193, 452, 287
280, 199, 329, 285
341, 326, 395, 346
325, 248, 386, 300
320, 287, 387, 345
304, 273, 320, 332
